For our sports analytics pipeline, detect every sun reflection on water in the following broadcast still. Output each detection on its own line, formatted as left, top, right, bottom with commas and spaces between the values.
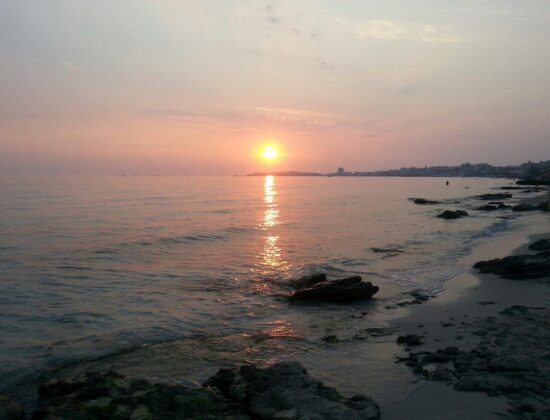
255, 176, 289, 275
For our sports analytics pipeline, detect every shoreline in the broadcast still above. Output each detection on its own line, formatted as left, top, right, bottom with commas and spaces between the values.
384, 210, 549, 419
1, 187, 548, 419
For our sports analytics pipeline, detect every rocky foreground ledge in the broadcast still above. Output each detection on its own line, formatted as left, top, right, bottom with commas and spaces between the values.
6, 362, 380, 420
397, 305, 550, 419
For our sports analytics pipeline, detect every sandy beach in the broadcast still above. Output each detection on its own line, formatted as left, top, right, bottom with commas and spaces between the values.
384, 210, 550, 419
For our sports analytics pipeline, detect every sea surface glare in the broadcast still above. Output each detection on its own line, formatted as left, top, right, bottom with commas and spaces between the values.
0, 175, 520, 404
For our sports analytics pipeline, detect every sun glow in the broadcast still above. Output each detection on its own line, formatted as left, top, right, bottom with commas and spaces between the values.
262, 146, 278, 161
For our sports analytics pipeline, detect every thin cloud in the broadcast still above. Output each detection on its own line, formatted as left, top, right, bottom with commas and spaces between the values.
61, 58, 82, 70
355, 19, 464, 43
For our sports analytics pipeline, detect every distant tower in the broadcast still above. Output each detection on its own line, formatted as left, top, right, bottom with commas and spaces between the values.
337, 167, 344, 174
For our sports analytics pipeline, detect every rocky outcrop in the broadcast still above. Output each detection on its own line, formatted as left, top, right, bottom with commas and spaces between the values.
512, 203, 539, 212
396, 335, 423, 347
474, 193, 513, 200
474, 253, 550, 280
32, 363, 381, 420
288, 276, 379, 303
204, 362, 380, 420
437, 210, 468, 219
289, 273, 327, 289
529, 239, 550, 251
397, 306, 550, 419
0, 395, 24, 420
34, 371, 248, 420
512, 201, 549, 212
412, 198, 440, 205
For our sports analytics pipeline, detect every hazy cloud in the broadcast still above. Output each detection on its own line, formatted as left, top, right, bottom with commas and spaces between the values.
355, 19, 464, 43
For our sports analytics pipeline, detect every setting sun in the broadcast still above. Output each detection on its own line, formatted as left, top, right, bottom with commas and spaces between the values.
262, 146, 278, 161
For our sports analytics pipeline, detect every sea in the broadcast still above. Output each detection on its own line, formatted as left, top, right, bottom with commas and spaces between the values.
0, 175, 535, 406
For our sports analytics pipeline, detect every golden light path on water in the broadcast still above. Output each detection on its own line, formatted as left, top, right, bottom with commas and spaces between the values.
257, 175, 289, 275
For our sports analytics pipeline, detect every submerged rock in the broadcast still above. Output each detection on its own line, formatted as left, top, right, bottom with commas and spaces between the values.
529, 239, 550, 251
437, 210, 468, 219
288, 276, 379, 303
204, 362, 380, 420
474, 253, 550, 280
412, 198, 440, 205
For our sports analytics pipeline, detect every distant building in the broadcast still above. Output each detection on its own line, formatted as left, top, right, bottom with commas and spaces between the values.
337, 167, 344, 174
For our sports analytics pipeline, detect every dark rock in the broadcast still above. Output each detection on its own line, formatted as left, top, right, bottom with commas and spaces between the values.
478, 301, 496, 305
289, 273, 327, 289
476, 205, 498, 211
437, 210, 468, 219
371, 247, 403, 254
474, 253, 550, 280
34, 363, 382, 420
477, 203, 511, 210
362, 327, 396, 337
412, 198, 440, 205
474, 193, 513, 200
517, 178, 550, 186
35, 371, 249, 419
397, 306, 550, 419
322, 335, 341, 344
430, 366, 453, 382
205, 362, 380, 420
529, 239, 550, 251
396, 335, 423, 346
289, 276, 379, 303
0, 395, 25, 420
512, 203, 539, 212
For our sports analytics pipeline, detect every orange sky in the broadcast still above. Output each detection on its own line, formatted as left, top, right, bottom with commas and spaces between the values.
1, 1, 549, 175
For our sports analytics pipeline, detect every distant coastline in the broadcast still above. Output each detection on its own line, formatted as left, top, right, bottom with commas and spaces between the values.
247, 159, 550, 182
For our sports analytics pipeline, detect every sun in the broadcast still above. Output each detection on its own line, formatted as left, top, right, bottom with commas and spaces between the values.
262, 146, 278, 161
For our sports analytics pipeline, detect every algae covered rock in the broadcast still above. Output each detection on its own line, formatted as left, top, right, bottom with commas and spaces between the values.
34, 371, 249, 419
205, 362, 380, 420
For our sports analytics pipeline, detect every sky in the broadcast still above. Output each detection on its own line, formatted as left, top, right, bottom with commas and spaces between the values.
1, 1, 549, 175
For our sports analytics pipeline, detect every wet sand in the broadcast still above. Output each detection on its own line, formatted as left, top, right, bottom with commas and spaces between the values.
384, 212, 550, 419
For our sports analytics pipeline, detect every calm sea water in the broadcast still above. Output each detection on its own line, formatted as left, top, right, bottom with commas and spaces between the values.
0, 176, 529, 404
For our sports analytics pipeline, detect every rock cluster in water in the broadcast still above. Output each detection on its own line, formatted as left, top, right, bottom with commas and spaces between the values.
529, 239, 550, 251
476, 203, 510, 211
474, 252, 550, 280
474, 193, 513, 201
397, 305, 550, 419
512, 201, 549, 212
437, 210, 468, 219
25, 362, 380, 420
288, 274, 379, 303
